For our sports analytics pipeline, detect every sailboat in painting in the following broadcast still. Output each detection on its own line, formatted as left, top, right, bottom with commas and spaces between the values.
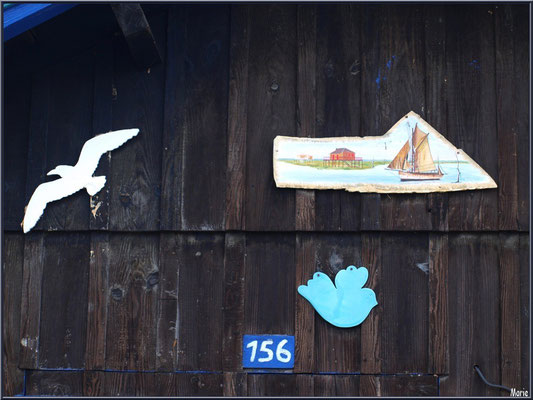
387, 123, 444, 181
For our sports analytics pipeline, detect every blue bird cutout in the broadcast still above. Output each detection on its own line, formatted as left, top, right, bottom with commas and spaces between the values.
298, 265, 378, 328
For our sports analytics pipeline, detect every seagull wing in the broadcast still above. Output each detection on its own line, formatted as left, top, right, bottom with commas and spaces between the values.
75, 128, 140, 175
22, 178, 84, 233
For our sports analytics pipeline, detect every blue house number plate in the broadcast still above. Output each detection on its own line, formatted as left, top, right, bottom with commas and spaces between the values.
242, 334, 295, 369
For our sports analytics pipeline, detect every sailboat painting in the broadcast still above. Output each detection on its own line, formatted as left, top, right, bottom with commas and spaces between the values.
273, 111, 497, 193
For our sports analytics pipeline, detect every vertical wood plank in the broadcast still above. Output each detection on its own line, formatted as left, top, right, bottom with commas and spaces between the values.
379, 376, 438, 396
296, 374, 314, 396
39, 233, 90, 368
103, 372, 135, 396
445, 5, 498, 231
295, 4, 316, 231
428, 234, 449, 374
334, 375, 360, 396
294, 234, 316, 372
359, 375, 380, 396
179, 6, 229, 230
2, 234, 25, 395
315, 4, 361, 231
89, 40, 114, 230
19, 233, 45, 368
225, 5, 250, 231
223, 372, 247, 396
512, 7, 529, 232
519, 234, 529, 389
424, 5, 449, 231
247, 374, 298, 396
24, 72, 50, 232
85, 232, 110, 370
222, 233, 246, 371
156, 233, 179, 371
360, 5, 431, 231
27, 371, 83, 396
499, 234, 521, 389
244, 4, 296, 231
175, 373, 223, 396
109, 12, 166, 231
244, 234, 295, 335
176, 234, 225, 371
160, 6, 186, 230
3, 62, 31, 231
380, 233, 429, 372
134, 372, 176, 396
83, 371, 105, 396
314, 374, 335, 396
314, 234, 362, 372
494, 5, 519, 231
105, 234, 159, 370
440, 234, 500, 396
41, 53, 94, 231
360, 233, 382, 373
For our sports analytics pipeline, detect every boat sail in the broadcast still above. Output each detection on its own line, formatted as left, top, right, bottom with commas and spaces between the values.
387, 124, 444, 181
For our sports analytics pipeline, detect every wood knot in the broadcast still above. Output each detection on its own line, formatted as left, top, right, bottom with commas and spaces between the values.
270, 82, 279, 91
111, 287, 124, 301
146, 271, 159, 288
119, 193, 131, 206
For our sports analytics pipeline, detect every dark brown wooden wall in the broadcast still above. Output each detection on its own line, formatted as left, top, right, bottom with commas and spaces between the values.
2, 3, 529, 397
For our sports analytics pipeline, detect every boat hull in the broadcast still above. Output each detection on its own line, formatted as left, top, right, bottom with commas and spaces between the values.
399, 170, 443, 181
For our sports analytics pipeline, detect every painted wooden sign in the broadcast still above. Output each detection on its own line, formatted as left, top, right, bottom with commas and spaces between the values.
273, 111, 497, 193
242, 334, 294, 369
298, 266, 377, 328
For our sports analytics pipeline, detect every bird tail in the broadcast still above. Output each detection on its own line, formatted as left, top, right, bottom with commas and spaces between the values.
86, 176, 107, 196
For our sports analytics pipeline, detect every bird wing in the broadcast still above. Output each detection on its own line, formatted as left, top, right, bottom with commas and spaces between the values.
298, 272, 338, 318
75, 128, 140, 175
22, 178, 84, 233
335, 266, 369, 291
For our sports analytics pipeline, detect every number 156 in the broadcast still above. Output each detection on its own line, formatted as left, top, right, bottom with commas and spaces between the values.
246, 339, 292, 363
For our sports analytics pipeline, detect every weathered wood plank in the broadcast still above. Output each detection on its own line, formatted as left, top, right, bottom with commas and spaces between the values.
2, 234, 25, 396
315, 4, 362, 231
335, 375, 360, 396
133, 372, 176, 396
380, 233, 429, 372
83, 371, 105, 396
513, 7, 529, 232
179, 6, 229, 231
19, 233, 45, 369
440, 234, 500, 396
222, 233, 246, 371
108, 12, 166, 231
225, 5, 250, 231
247, 374, 298, 396
24, 72, 50, 233
360, 233, 382, 373
428, 234, 449, 374
223, 372, 247, 396
296, 374, 314, 396
295, 5, 316, 231
105, 234, 159, 370
379, 375, 438, 396
103, 371, 135, 396
244, 234, 295, 335
111, 4, 162, 69
294, 234, 316, 372
445, 5, 498, 231
424, 5, 449, 231
85, 232, 110, 370
519, 234, 529, 389
244, 4, 296, 230
499, 234, 521, 389
175, 373, 223, 396
495, 5, 519, 231
89, 40, 114, 230
160, 6, 186, 230
314, 374, 335, 396
27, 371, 83, 396
156, 234, 179, 370
360, 5, 431, 231
3, 62, 31, 231
41, 53, 94, 231
175, 234, 224, 371
314, 234, 362, 373
39, 233, 90, 368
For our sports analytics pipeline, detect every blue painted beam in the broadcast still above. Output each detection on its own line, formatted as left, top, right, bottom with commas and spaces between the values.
3, 3, 77, 41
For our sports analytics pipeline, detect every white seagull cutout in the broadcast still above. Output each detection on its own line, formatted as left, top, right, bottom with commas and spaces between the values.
22, 128, 140, 233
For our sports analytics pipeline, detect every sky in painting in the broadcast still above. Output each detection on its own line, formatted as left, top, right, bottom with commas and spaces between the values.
277, 115, 463, 161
